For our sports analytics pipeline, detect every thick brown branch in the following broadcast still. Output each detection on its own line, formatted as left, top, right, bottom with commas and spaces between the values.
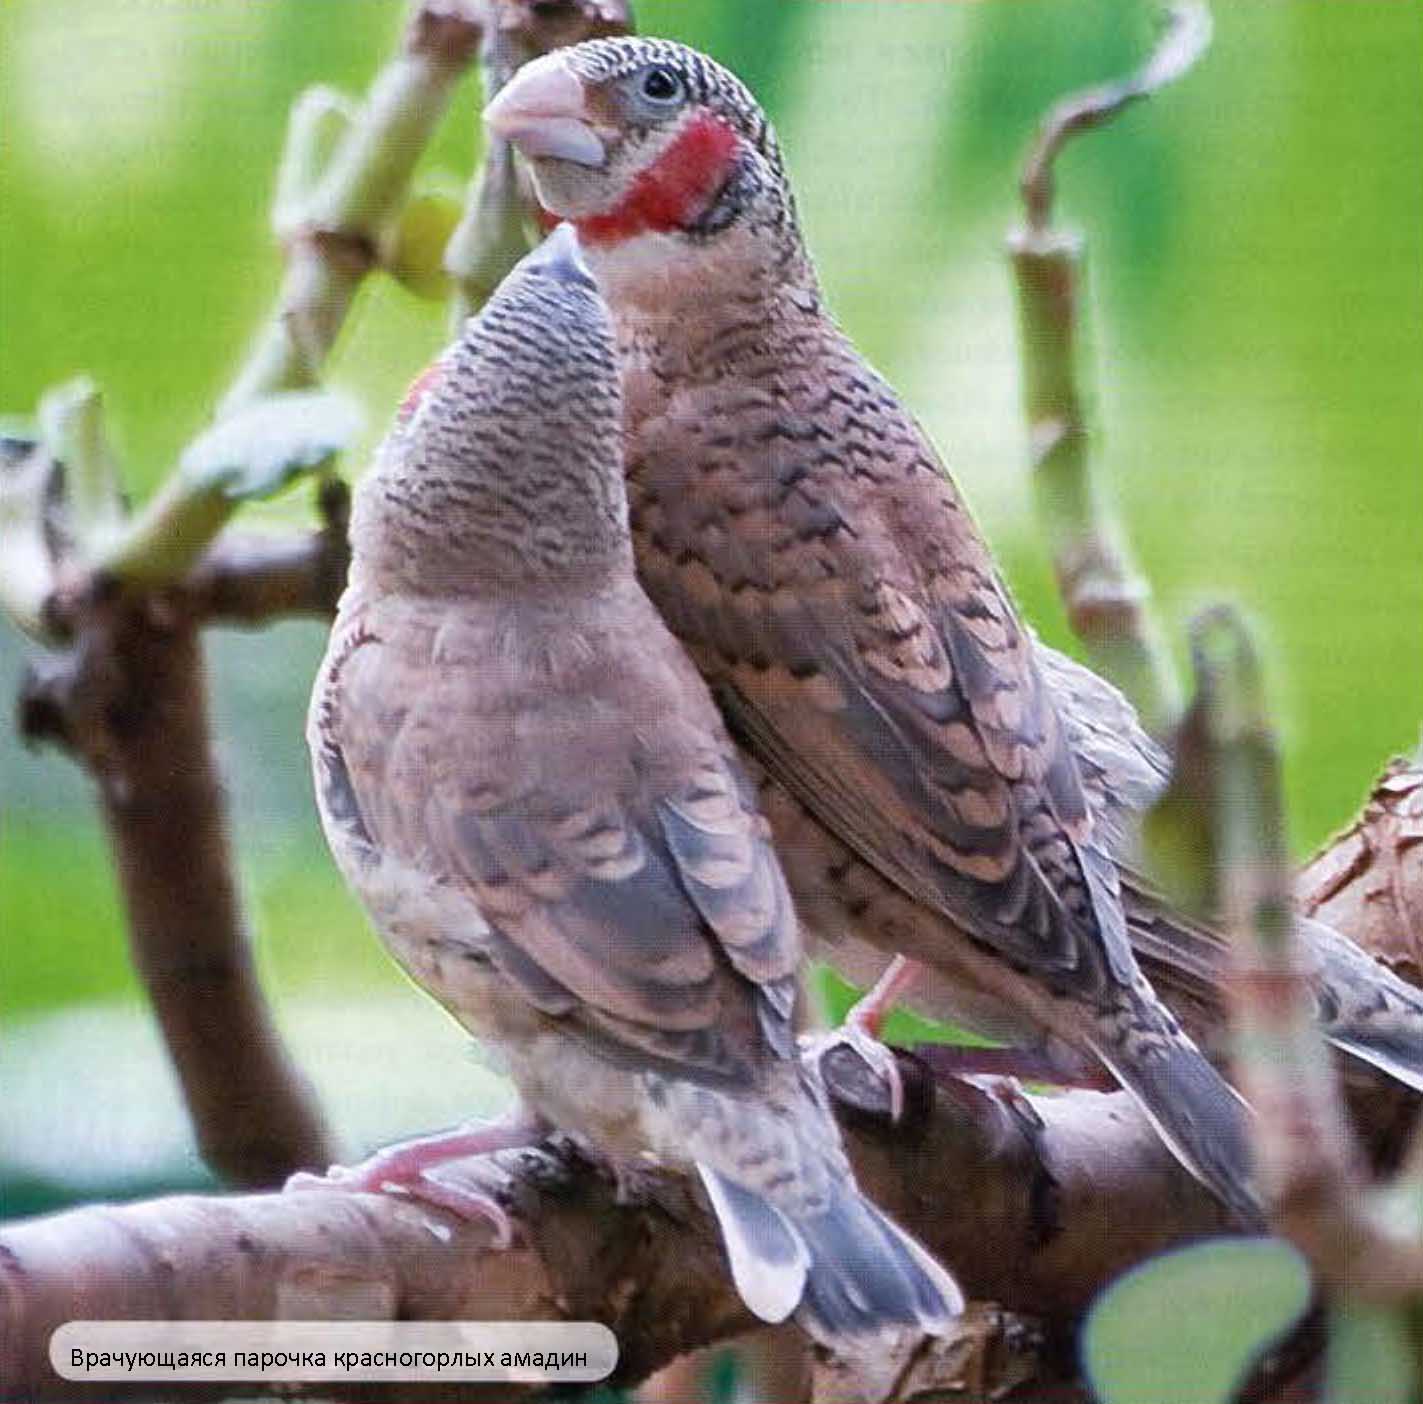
177, 480, 352, 627
0, 1064, 1229, 1404
1298, 758, 1423, 986
18, 608, 333, 1187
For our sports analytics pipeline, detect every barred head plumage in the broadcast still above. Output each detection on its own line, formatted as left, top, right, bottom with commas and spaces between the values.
350, 225, 632, 594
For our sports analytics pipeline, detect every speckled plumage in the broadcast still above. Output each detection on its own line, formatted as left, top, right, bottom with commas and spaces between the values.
311, 229, 960, 1341
490, 40, 1264, 1224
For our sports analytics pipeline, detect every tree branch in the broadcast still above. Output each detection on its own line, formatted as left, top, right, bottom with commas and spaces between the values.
1018, 3, 1213, 238
16, 609, 334, 1190
101, 3, 484, 588
1010, 3, 1211, 735
0, 1, 493, 1189
0, 1055, 1232, 1404
1196, 609, 1423, 1309
1298, 757, 1423, 987
175, 480, 352, 627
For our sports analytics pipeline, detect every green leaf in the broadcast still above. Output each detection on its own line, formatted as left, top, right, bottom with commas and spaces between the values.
179, 389, 363, 502
1326, 1304, 1416, 1404
1082, 1238, 1312, 1404
387, 190, 463, 301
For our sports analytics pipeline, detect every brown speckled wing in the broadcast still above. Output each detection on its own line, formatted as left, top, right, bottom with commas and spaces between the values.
314, 597, 800, 1087
627, 329, 1136, 1001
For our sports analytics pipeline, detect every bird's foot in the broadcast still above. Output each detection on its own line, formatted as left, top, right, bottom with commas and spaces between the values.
803, 957, 923, 1122
284, 1111, 545, 1249
610, 1156, 665, 1207
803, 1020, 907, 1123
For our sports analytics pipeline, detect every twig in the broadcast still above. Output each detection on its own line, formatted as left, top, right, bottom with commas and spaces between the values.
0, 434, 60, 637
97, 3, 484, 587
1195, 607, 1423, 1298
1019, 2, 1214, 238
1010, 3, 1211, 736
444, 0, 635, 319
37, 378, 126, 553
178, 481, 352, 627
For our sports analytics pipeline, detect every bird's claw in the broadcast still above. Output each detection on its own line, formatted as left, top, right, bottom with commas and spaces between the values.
803, 1022, 906, 1123
286, 1158, 517, 1249
282, 1121, 539, 1248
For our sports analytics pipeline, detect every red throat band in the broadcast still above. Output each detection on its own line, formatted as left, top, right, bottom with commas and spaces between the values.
577, 112, 740, 246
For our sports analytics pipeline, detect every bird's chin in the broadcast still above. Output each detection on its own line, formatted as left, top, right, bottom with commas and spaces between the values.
525, 161, 613, 224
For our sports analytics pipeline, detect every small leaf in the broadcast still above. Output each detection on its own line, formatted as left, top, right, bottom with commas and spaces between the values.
179, 390, 364, 503
0, 432, 62, 636
1082, 1238, 1311, 1404
38, 375, 127, 548
1326, 1304, 1415, 1404
387, 190, 462, 301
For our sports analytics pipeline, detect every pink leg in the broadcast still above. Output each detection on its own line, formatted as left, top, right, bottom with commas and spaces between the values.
847, 956, 923, 1038
284, 1109, 546, 1248
805, 957, 924, 1122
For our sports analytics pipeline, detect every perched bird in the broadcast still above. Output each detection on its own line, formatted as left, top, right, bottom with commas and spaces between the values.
299, 225, 962, 1343
486, 41, 1423, 1203
485, 38, 1272, 1222
812, 641, 1423, 1101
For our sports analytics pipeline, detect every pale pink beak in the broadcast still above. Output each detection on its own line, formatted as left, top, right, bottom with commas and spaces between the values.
485, 55, 606, 168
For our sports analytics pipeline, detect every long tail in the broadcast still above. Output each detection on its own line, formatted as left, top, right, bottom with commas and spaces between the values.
1087, 991, 1264, 1230
698, 1166, 964, 1344
1301, 911, 1423, 1093
1124, 872, 1423, 1096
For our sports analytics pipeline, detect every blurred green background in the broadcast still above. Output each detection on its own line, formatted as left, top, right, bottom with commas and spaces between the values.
2, 0, 1420, 1211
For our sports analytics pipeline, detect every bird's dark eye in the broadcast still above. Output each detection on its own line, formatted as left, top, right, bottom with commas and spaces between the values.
638, 65, 682, 103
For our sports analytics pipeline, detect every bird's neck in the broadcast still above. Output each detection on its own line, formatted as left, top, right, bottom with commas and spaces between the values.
349, 431, 634, 601
589, 230, 822, 386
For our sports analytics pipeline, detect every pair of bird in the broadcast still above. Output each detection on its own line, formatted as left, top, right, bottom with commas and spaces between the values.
297, 36, 1423, 1344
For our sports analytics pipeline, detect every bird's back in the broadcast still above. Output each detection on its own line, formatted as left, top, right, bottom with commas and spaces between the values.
621, 303, 1135, 1006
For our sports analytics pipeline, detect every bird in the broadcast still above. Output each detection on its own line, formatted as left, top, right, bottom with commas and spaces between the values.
485, 40, 1423, 1200
794, 639, 1423, 1102
483, 36, 1277, 1225
295, 223, 963, 1344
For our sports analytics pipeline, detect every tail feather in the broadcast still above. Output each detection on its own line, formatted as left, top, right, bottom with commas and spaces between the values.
696, 1166, 807, 1324
1089, 998, 1264, 1231
1302, 911, 1423, 1094
795, 1183, 965, 1342
700, 1167, 963, 1343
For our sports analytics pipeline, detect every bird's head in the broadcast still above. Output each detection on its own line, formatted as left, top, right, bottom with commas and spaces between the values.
485, 38, 809, 303
353, 224, 632, 595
